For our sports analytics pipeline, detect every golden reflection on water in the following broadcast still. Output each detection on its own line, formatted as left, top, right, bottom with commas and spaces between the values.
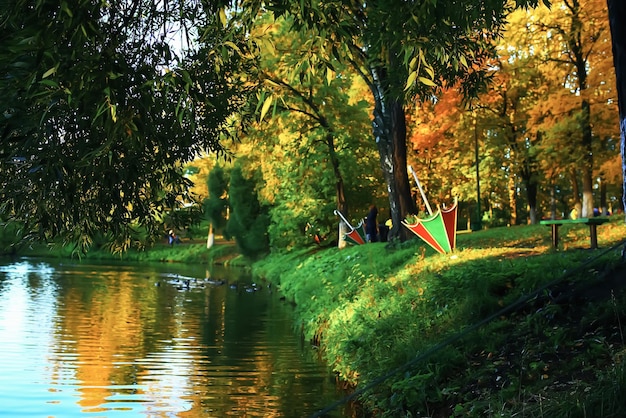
0, 260, 349, 417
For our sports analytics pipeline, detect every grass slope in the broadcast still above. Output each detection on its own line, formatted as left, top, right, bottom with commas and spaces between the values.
253, 217, 626, 417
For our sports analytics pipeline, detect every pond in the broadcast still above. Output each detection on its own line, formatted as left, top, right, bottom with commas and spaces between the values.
0, 258, 356, 417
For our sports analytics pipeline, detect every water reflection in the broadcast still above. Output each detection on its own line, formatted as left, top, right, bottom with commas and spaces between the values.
0, 258, 352, 417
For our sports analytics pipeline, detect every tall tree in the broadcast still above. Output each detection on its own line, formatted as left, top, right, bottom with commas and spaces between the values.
0, 0, 249, 251
250, 15, 379, 248
607, 0, 626, 217
226, 164, 270, 258
518, 0, 613, 217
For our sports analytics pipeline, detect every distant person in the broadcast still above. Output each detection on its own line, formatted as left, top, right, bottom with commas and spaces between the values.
168, 230, 181, 246
365, 204, 378, 243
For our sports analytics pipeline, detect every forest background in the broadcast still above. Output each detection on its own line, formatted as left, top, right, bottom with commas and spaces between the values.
2, 0, 625, 256
186, 0, 624, 257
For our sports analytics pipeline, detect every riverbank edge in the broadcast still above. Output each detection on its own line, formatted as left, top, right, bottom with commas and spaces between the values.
7, 219, 626, 417
13, 239, 252, 268
251, 220, 626, 417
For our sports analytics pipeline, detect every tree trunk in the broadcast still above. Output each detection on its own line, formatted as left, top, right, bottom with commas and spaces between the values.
526, 181, 538, 224
580, 99, 595, 218
569, 168, 581, 213
508, 169, 517, 225
370, 66, 416, 242
600, 177, 608, 215
550, 178, 558, 220
207, 222, 214, 249
607, 0, 626, 221
338, 221, 348, 249
324, 131, 348, 248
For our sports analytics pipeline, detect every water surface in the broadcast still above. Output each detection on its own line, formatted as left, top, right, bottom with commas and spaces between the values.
0, 258, 352, 417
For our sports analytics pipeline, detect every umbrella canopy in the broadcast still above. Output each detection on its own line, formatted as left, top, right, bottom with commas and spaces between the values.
402, 199, 458, 254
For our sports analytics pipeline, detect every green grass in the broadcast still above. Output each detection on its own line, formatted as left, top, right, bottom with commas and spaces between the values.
253, 216, 626, 417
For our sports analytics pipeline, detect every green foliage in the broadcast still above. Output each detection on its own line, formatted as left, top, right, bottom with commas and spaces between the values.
204, 165, 229, 232
226, 164, 270, 258
0, 0, 251, 252
241, 15, 382, 250
0, 219, 25, 255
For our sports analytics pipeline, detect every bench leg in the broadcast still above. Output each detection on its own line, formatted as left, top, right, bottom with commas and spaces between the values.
589, 225, 598, 249
551, 224, 560, 248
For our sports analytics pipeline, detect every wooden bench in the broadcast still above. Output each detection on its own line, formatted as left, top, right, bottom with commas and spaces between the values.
539, 218, 610, 249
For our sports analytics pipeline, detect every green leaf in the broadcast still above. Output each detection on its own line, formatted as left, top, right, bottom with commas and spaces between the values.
39, 79, 59, 87
60, 1, 73, 17
224, 41, 241, 53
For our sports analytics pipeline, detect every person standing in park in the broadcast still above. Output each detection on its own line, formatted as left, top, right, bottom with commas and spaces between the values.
365, 204, 379, 243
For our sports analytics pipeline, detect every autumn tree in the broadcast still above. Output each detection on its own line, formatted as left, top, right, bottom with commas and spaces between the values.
227, 0, 550, 242
513, 0, 616, 218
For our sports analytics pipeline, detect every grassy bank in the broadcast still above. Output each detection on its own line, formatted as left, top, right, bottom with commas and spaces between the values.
17, 237, 250, 268
253, 217, 626, 417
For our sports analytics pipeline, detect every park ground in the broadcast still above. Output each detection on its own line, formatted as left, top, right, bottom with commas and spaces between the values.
15, 216, 626, 417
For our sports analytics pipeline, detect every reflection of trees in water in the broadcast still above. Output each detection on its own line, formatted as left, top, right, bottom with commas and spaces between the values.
15, 261, 345, 416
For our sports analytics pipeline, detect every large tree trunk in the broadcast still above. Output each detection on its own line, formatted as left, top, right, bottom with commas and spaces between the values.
607, 0, 626, 221
568, 1, 594, 218
370, 66, 416, 242
323, 130, 349, 248
525, 178, 538, 224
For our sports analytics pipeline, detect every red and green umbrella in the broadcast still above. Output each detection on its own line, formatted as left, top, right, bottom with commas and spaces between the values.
334, 210, 366, 245
401, 200, 458, 254
405, 165, 458, 254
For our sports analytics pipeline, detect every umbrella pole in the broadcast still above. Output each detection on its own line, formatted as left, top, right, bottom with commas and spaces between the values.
408, 165, 433, 215
334, 210, 354, 230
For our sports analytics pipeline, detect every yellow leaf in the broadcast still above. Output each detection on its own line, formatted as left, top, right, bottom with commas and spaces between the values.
224, 41, 240, 53
418, 76, 437, 87
42, 66, 56, 79
110, 104, 117, 123
424, 65, 434, 79
326, 67, 335, 85
260, 96, 273, 122
405, 71, 418, 91
219, 8, 227, 26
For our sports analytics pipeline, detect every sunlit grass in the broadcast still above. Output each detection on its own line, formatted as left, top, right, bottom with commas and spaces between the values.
253, 216, 626, 417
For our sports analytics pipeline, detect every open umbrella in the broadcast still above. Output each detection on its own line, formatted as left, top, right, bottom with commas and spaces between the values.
403, 166, 458, 254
